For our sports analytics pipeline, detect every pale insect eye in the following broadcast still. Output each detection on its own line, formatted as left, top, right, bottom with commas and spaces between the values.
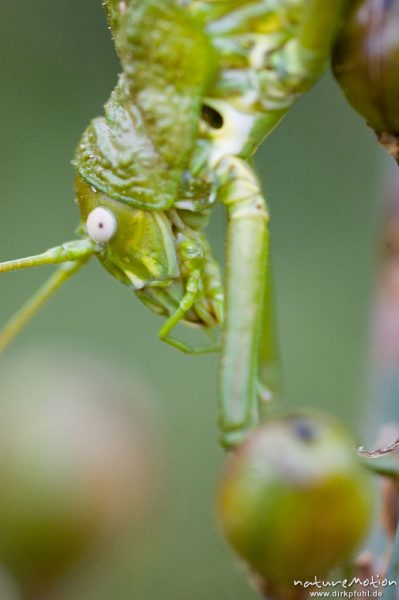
86, 207, 117, 243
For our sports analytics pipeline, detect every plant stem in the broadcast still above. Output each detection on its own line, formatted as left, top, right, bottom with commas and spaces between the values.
361, 458, 399, 480
382, 521, 399, 600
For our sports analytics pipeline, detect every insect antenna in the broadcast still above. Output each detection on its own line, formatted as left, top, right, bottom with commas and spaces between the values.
0, 239, 96, 351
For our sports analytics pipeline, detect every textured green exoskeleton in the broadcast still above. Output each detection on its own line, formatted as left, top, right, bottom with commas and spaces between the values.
0, 0, 347, 447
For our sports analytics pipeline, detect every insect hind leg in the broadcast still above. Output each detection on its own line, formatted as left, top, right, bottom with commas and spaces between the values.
216, 155, 270, 448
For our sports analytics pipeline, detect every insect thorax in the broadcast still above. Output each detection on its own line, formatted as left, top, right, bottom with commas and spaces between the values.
75, 0, 311, 218
186, 0, 310, 167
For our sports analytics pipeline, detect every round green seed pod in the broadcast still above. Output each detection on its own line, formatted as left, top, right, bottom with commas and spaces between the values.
217, 413, 374, 589
333, 0, 399, 152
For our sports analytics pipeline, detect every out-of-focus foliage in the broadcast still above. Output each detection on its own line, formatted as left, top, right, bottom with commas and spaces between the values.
0, 350, 161, 599
0, 1, 389, 599
333, 0, 399, 136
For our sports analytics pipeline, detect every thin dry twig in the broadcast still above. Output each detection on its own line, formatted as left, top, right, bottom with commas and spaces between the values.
358, 438, 399, 458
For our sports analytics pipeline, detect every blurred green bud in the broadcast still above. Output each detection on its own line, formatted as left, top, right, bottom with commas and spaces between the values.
332, 0, 399, 158
217, 413, 374, 590
0, 350, 161, 593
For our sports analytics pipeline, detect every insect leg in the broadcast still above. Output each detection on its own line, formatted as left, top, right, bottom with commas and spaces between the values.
272, 0, 349, 97
182, 242, 223, 329
0, 239, 96, 351
216, 156, 269, 449
135, 286, 180, 317
257, 260, 282, 413
158, 270, 220, 355
298, 0, 349, 78
0, 258, 91, 352
203, 252, 224, 324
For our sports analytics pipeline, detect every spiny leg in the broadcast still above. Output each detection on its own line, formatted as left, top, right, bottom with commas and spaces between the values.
216, 156, 269, 449
0, 240, 96, 351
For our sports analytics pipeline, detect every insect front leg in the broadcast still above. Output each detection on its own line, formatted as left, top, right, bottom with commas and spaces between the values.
203, 251, 224, 325
158, 271, 206, 354
216, 156, 269, 449
157, 237, 221, 355
135, 286, 180, 318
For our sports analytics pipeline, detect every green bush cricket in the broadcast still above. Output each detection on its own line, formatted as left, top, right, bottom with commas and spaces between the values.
0, 0, 347, 447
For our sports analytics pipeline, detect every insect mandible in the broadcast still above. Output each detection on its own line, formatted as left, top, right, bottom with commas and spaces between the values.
0, 0, 347, 447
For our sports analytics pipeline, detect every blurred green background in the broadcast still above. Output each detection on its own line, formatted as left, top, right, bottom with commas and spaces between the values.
0, 1, 390, 598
